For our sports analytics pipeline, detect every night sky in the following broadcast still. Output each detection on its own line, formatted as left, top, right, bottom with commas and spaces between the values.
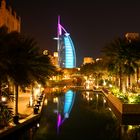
7, 0, 140, 66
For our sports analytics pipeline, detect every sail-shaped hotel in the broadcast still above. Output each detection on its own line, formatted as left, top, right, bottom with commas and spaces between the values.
57, 16, 76, 68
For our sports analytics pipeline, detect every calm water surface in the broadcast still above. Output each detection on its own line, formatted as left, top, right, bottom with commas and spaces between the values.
32, 90, 140, 140
2, 89, 140, 140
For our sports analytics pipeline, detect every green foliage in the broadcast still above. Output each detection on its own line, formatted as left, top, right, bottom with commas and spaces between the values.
0, 27, 56, 87
80, 63, 94, 76
2, 87, 14, 101
110, 86, 129, 103
109, 86, 140, 104
102, 37, 140, 91
133, 96, 140, 103
0, 102, 13, 128
128, 95, 140, 104
0, 26, 56, 118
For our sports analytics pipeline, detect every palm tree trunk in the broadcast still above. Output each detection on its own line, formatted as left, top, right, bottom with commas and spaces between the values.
96, 75, 99, 88
119, 66, 122, 92
30, 84, 34, 107
13, 84, 19, 124
14, 84, 19, 116
136, 66, 139, 87
115, 74, 119, 87
128, 75, 131, 88
122, 77, 126, 93
0, 80, 2, 101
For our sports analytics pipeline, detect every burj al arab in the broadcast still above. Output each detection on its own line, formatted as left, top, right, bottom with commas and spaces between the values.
57, 16, 76, 68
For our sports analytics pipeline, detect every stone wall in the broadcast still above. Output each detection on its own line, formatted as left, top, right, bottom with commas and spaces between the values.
107, 93, 123, 113
106, 92, 140, 114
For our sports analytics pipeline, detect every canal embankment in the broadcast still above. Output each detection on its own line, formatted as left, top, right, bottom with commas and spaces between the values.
101, 88, 140, 124
0, 93, 45, 139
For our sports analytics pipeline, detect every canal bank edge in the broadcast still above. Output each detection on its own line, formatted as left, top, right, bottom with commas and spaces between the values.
0, 94, 46, 139
102, 89, 140, 125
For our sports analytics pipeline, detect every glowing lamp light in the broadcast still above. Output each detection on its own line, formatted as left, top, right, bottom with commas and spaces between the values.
1, 96, 6, 102
53, 37, 59, 40
103, 99, 106, 103
37, 123, 40, 128
54, 52, 58, 57
43, 50, 48, 55
108, 108, 112, 111
44, 99, 48, 105
103, 80, 106, 86
128, 125, 133, 130
53, 97, 58, 103
29, 96, 33, 106
38, 84, 41, 88
109, 84, 112, 88
34, 88, 40, 99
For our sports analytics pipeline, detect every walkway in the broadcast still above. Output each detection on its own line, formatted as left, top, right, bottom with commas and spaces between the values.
8, 92, 33, 117
0, 92, 45, 139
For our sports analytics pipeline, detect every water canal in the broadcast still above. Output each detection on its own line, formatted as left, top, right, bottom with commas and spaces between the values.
32, 89, 140, 140
2, 89, 140, 140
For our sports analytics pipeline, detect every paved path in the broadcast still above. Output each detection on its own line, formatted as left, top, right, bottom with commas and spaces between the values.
8, 92, 33, 117
0, 92, 45, 139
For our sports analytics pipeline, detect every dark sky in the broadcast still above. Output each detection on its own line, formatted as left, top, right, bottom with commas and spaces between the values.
8, 0, 140, 66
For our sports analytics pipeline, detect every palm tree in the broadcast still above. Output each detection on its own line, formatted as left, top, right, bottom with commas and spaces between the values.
4, 32, 32, 123
80, 63, 94, 78
102, 37, 140, 92
102, 37, 129, 92
21, 37, 55, 107
0, 26, 9, 100
0, 26, 15, 126
3, 31, 55, 123
92, 59, 106, 87
80, 60, 106, 88
129, 39, 140, 87
0, 26, 56, 124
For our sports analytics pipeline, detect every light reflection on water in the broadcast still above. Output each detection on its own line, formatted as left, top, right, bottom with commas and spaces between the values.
46, 89, 140, 140
33, 89, 140, 140
56, 89, 76, 135
3, 88, 140, 140
83, 91, 140, 140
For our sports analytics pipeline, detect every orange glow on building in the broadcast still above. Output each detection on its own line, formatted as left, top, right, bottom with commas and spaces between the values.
125, 33, 139, 41
83, 57, 94, 64
52, 52, 59, 67
0, 0, 21, 32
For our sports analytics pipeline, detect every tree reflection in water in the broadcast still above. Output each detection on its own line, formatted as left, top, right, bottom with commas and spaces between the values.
33, 89, 140, 140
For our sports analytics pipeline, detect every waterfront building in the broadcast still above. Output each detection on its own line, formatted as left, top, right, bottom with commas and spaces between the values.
83, 57, 94, 65
125, 32, 139, 41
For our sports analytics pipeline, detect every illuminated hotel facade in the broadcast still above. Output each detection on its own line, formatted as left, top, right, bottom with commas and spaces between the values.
57, 16, 76, 68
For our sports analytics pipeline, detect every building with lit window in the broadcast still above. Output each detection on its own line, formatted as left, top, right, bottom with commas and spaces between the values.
52, 52, 59, 67
125, 32, 139, 41
83, 57, 94, 65
0, 0, 21, 32
57, 16, 76, 68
